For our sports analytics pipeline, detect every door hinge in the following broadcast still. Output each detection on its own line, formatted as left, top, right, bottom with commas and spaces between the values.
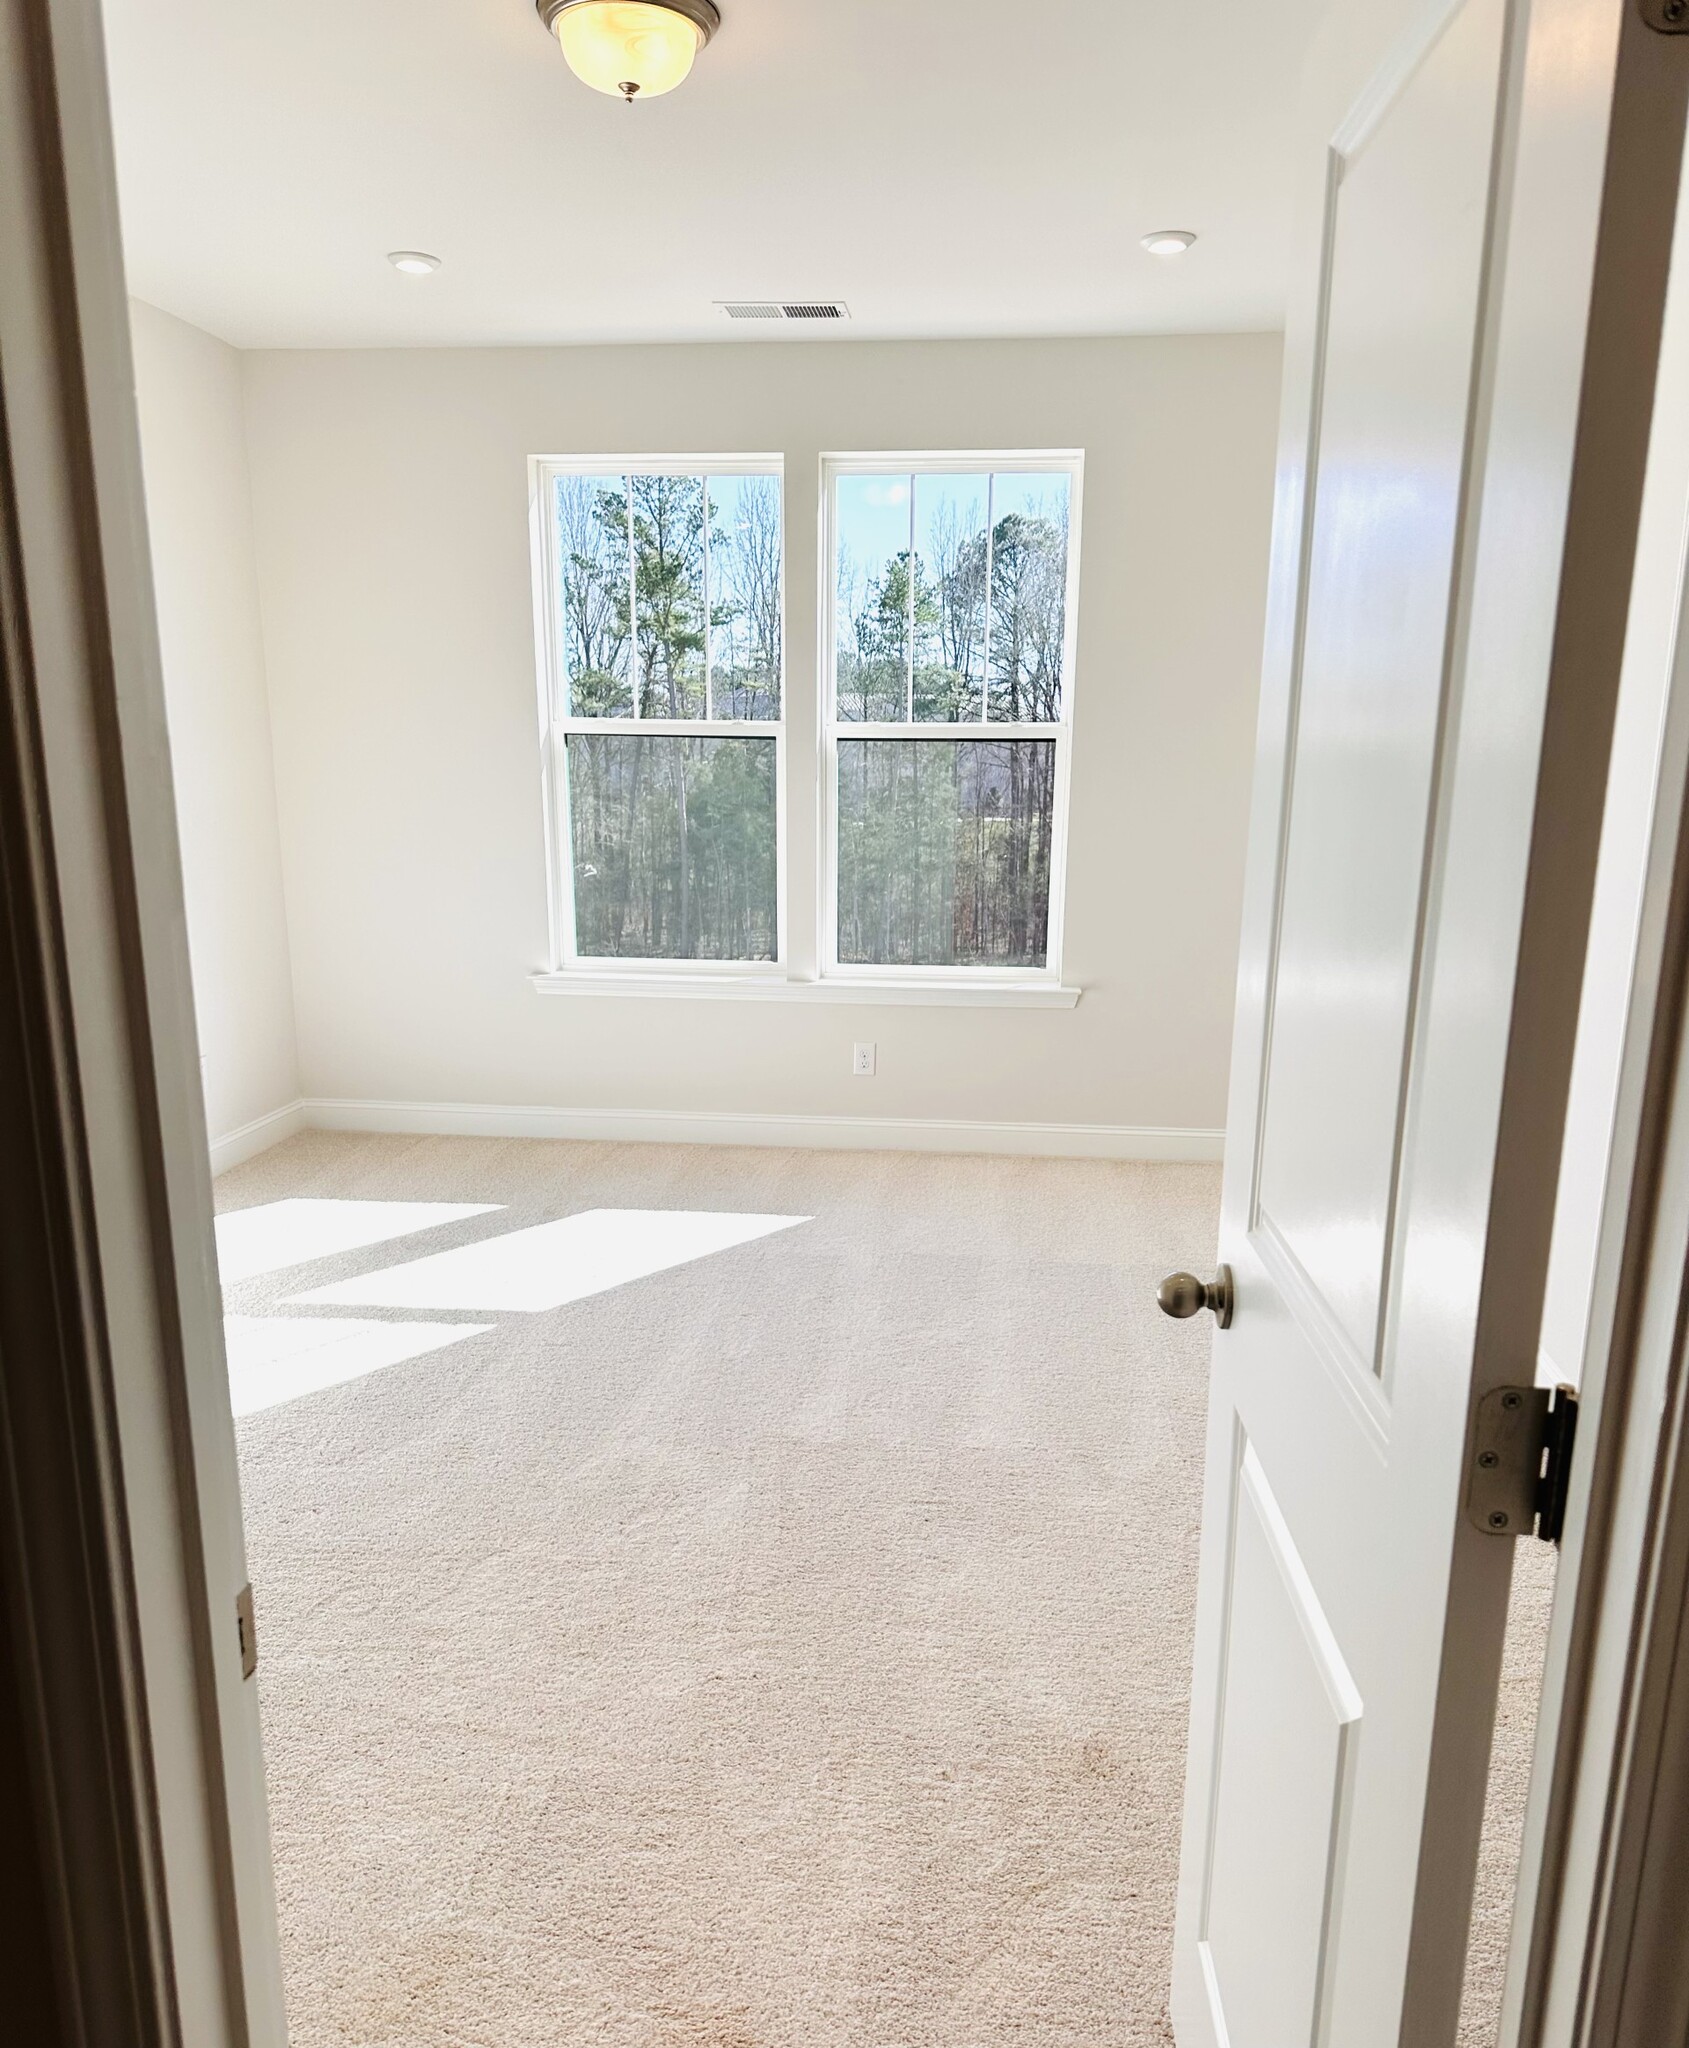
1465, 1384, 1579, 1544
1640, 0, 1689, 33
236, 1582, 258, 1679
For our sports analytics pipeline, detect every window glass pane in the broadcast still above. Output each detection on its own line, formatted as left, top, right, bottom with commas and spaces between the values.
567, 735, 776, 961
632, 474, 708, 720
913, 473, 987, 722
835, 473, 913, 721
555, 473, 632, 718
836, 738, 1055, 967
707, 474, 782, 720
988, 471, 1070, 723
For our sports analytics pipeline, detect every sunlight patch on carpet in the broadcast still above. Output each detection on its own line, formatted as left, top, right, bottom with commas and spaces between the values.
224, 1315, 494, 1415
287, 1209, 810, 1312
216, 1198, 502, 1283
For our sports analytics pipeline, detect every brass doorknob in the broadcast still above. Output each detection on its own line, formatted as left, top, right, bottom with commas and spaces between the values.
1157, 1266, 1234, 1329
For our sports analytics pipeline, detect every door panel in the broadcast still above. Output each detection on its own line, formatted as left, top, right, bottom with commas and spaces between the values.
1170, 0, 1687, 2041
1201, 1444, 1361, 2047
1258, 0, 1506, 1379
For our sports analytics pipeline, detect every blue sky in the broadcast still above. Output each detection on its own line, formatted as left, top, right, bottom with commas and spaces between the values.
836, 472, 1071, 618
837, 473, 914, 578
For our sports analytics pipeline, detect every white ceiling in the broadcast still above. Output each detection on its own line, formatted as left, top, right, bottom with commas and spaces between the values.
101, 0, 1323, 350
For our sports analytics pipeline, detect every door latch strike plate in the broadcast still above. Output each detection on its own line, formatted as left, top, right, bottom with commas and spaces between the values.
236, 1582, 258, 1679
1465, 1384, 1579, 1545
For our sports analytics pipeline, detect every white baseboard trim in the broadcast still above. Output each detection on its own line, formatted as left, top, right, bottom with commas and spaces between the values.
209, 1099, 307, 1175
300, 1096, 1225, 1163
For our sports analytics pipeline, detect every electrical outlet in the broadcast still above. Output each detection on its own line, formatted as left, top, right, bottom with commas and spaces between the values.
852, 1041, 876, 1077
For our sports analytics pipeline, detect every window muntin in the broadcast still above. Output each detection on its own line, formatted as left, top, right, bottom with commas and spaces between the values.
538, 460, 784, 969
824, 456, 1080, 980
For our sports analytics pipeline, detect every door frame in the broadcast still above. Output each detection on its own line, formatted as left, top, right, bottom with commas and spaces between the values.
0, 0, 283, 2042
0, 4, 180, 2027
1502, 77, 1689, 2039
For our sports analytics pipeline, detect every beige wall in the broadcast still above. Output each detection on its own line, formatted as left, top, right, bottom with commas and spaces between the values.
131, 300, 300, 1161
234, 333, 1280, 1146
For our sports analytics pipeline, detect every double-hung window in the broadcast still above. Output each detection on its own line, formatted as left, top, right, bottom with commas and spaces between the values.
535, 458, 784, 972
823, 454, 1080, 984
533, 451, 1081, 999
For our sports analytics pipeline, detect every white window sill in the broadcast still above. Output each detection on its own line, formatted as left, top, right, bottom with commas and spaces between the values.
530, 971, 1081, 1009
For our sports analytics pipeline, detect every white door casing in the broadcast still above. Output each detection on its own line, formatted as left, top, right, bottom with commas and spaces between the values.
1499, 83, 1689, 2041
2, 0, 291, 2039
1170, 0, 1689, 2044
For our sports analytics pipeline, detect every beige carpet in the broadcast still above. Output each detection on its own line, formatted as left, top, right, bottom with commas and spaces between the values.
217, 1133, 1545, 2048
1459, 1539, 1557, 2047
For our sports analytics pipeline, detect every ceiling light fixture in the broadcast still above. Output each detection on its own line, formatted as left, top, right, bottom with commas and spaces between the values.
1141, 230, 1197, 257
388, 250, 442, 275
536, 0, 720, 103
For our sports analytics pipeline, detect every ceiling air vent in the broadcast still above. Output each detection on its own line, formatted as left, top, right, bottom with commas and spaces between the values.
718, 300, 850, 322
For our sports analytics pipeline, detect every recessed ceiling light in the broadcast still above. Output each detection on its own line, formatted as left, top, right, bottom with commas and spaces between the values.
1142, 230, 1197, 257
387, 250, 441, 276
537, 0, 720, 103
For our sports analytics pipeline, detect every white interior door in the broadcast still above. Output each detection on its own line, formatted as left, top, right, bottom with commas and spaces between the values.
1168, 0, 1688, 2043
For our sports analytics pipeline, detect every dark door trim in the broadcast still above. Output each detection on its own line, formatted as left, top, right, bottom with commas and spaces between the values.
0, 17, 181, 2038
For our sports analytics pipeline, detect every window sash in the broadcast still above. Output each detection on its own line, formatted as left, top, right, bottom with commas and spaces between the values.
824, 731, 1065, 980
549, 727, 786, 972
818, 720, 1058, 742
554, 716, 782, 738
538, 457, 784, 727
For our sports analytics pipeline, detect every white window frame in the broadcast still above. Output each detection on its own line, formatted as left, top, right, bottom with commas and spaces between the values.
530, 454, 787, 980
819, 450, 1084, 989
